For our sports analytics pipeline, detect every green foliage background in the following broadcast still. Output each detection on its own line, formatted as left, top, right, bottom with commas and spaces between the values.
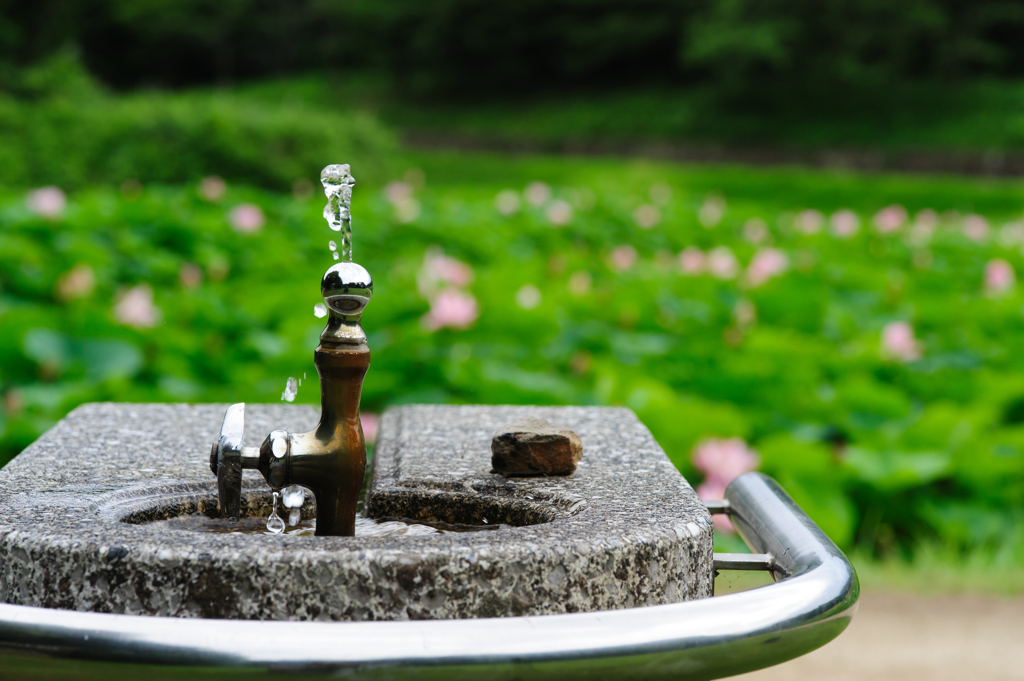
0, 53, 396, 191
1, 8, 1023, 573
3, 148, 1024, 564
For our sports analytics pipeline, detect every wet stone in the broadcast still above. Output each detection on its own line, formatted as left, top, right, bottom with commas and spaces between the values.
0, 403, 714, 621
491, 417, 583, 476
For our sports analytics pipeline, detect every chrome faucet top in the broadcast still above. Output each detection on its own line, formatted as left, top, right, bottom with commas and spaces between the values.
320, 261, 372, 345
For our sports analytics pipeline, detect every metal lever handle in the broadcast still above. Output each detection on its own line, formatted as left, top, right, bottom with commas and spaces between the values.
209, 403, 245, 520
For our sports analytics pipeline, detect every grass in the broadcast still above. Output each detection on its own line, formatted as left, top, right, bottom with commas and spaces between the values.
854, 544, 1024, 596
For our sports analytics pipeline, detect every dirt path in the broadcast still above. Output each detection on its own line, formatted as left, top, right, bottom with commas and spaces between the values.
733, 590, 1024, 681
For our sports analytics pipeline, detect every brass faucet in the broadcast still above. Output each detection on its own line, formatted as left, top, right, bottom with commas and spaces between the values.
209, 165, 372, 537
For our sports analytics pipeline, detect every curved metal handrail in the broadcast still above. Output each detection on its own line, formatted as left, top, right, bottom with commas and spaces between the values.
0, 473, 858, 680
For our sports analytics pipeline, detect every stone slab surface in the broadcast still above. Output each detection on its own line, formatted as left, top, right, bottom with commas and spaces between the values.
0, 403, 713, 621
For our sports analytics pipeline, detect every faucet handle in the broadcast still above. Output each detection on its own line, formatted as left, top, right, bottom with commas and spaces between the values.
210, 403, 246, 520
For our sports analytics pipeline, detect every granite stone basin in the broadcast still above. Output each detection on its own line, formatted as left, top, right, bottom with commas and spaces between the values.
0, 403, 714, 621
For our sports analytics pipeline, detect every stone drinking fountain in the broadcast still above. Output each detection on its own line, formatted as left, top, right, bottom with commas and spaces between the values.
0, 165, 858, 679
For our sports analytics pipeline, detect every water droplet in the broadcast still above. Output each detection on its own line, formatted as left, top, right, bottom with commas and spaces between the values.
288, 508, 301, 527
321, 164, 355, 261
333, 251, 340, 261
267, 492, 285, 534
281, 485, 305, 508
329, 240, 337, 251
314, 303, 327, 318
281, 377, 297, 402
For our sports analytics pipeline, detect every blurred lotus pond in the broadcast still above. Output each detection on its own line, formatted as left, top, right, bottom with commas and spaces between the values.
2, 150, 1023, 563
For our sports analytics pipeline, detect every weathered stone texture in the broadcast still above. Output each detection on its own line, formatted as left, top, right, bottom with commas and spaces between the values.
0, 403, 714, 621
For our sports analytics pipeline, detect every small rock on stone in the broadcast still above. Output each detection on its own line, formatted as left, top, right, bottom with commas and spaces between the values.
491, 418, 583, 476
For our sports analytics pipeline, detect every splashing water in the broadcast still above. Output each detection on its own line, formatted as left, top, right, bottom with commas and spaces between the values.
281, 377, 298, 402
281, 485, 306, 527
321, 164, 356, 261
314, 303, 327, 318
266, 492, 285, 534
281, 485, 305, 508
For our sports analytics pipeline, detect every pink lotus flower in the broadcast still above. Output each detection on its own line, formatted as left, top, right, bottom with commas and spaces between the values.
609, 245, 638, 271
794, 209, 824, 235
495, 189, 520, 215
384, 181, 420, 222
733, 299, 756, 328
698, 196, 726, 228
743, 218, 768, 244
229, 204, 264, 233
179, 263, 203, 289
830, 210, 860, 238
746, 248, 788, 287
914, 209, 939, 229
199, 176, 226, 201
361, 412, 380, 445
873, 205, 907, 234
649, 183, 672, 206
56, 264, 95, 301
114, 284, 161, 328
568, 270, 592, 295
998, 221, 1024, 247
964, 214, 990, 242
26, 186, 66, 219
292, 178, 315, 201
4, 388, 23, 415
679, 247, 706, 274
515, 284, 542, 309
633, 204, 660, 229
707, 246, 739, 280
394, 198, 420, 224
692, 438, 760, 533
525, 182, 552, 207
421, 289, 479, 331
907, 218, 936, 247
417, 247, 474, 299
384, 181, 413, 204
546, 199, 573, 226
881, 321, 921, 362
985, 259, 1016, 294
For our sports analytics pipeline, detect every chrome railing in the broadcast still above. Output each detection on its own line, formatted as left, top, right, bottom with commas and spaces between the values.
0, 472, 858, 680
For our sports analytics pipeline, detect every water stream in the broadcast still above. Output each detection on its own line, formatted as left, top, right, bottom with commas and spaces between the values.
321, 164, 355, 261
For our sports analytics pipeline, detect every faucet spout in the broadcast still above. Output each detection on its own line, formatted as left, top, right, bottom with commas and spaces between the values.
257, 340, 370, 536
